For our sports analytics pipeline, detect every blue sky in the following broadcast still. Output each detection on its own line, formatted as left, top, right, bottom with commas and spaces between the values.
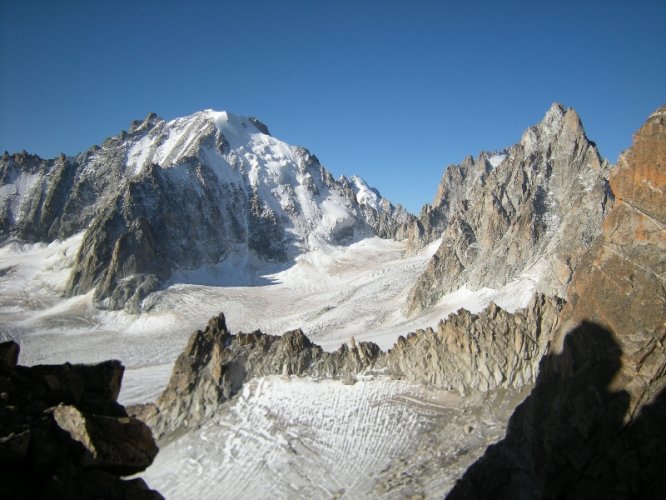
1, 0, 664, 214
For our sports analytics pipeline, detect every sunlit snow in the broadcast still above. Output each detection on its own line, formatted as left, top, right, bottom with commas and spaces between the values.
140, 376, 521, 498
0, 234, 540, 498
488, 154, 506, 169
0, 234, 540, 403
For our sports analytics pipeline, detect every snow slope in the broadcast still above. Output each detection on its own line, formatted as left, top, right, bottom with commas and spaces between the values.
114, 109, 409, 254
0, 106, 582, 498
0, 234, 539, 405
141, 376, 522, 499
1, 110, 412, 312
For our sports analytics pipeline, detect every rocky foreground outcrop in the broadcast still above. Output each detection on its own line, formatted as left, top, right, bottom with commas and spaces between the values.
447, 105, 666, 499
132, 293, 564, 440
407, 103, 612, 314
0, 341, 161, 499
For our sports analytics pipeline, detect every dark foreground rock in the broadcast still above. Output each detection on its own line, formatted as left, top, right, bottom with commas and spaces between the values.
133, 294, 564, 441
447, 105, 666, 499
0, 341, 162, 499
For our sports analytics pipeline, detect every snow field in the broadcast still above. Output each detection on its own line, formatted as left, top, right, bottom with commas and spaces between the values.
0, 234, 539, 404
141, 376, 515, 499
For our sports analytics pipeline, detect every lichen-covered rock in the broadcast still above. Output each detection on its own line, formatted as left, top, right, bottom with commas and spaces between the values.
408, 103, 612, 314
0, 342, 162, 499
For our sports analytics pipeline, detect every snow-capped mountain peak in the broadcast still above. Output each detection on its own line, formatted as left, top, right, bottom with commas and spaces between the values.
0, 109, 414, 312
349, 175, 383, 211
407, 103, 612, 314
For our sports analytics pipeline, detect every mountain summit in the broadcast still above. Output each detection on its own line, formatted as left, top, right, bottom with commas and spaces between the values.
0, 110, 412, 311
407, 103, 613, 313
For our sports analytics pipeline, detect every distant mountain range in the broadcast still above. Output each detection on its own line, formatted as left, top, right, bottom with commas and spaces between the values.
2, 103, 664, 498
1, 104, 613, 317
0, 110, 412, 311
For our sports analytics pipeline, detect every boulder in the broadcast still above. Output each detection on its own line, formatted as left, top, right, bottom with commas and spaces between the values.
0, 341, 19, 368
0, 344, 162, 499
53, 405, 158, 475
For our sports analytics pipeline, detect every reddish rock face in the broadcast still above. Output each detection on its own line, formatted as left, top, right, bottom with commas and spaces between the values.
557, 105, 666, 411
610, 106, 666, 221
448, 105, 666, 500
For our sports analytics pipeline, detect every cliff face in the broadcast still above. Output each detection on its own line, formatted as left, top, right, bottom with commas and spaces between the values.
0, 342, 161, 499
448, 105, 666, 499
557, 104, 666, 416
407, 104, 612, 314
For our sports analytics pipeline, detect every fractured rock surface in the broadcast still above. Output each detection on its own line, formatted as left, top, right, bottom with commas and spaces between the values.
1, 111, 412, 312
0, 341, 161, 499
134, 294, 564, 441
448, 105, 666, 500
385, 293, 564, 394
408, 103, 612, 313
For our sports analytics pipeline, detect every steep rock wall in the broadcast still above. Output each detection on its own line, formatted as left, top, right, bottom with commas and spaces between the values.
408, 104, 612, 314
448, 105, 666, 500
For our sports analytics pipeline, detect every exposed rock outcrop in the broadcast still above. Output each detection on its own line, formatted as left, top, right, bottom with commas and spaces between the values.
1, 111, 413, 312
0, 341, 161, 499
386, 293, 564, 394
134, 294, 564, 440
556, 104, 666, 417
448, 105, 666, 499
407, 103, 612, 314
131, 314, 385, 439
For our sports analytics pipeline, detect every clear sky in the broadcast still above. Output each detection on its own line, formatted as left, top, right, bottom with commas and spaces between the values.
1, 0, 664, 214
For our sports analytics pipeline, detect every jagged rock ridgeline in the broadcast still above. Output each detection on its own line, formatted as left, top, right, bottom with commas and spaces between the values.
0, 110, 413, 312
407, 103, 612, 314
131, 294, 564, 440
131, 313, 386, 439
386, 293, 564, 394
448, 105, 666, 499
0, 341, 161, 499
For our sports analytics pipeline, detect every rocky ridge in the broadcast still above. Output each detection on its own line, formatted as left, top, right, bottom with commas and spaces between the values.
407, 103, 612, 314
132, 293, 563, 440
0, 110, 413, 312
386, 293, 563, 394
0, 341, 161, 499
447, 104, 666, 499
